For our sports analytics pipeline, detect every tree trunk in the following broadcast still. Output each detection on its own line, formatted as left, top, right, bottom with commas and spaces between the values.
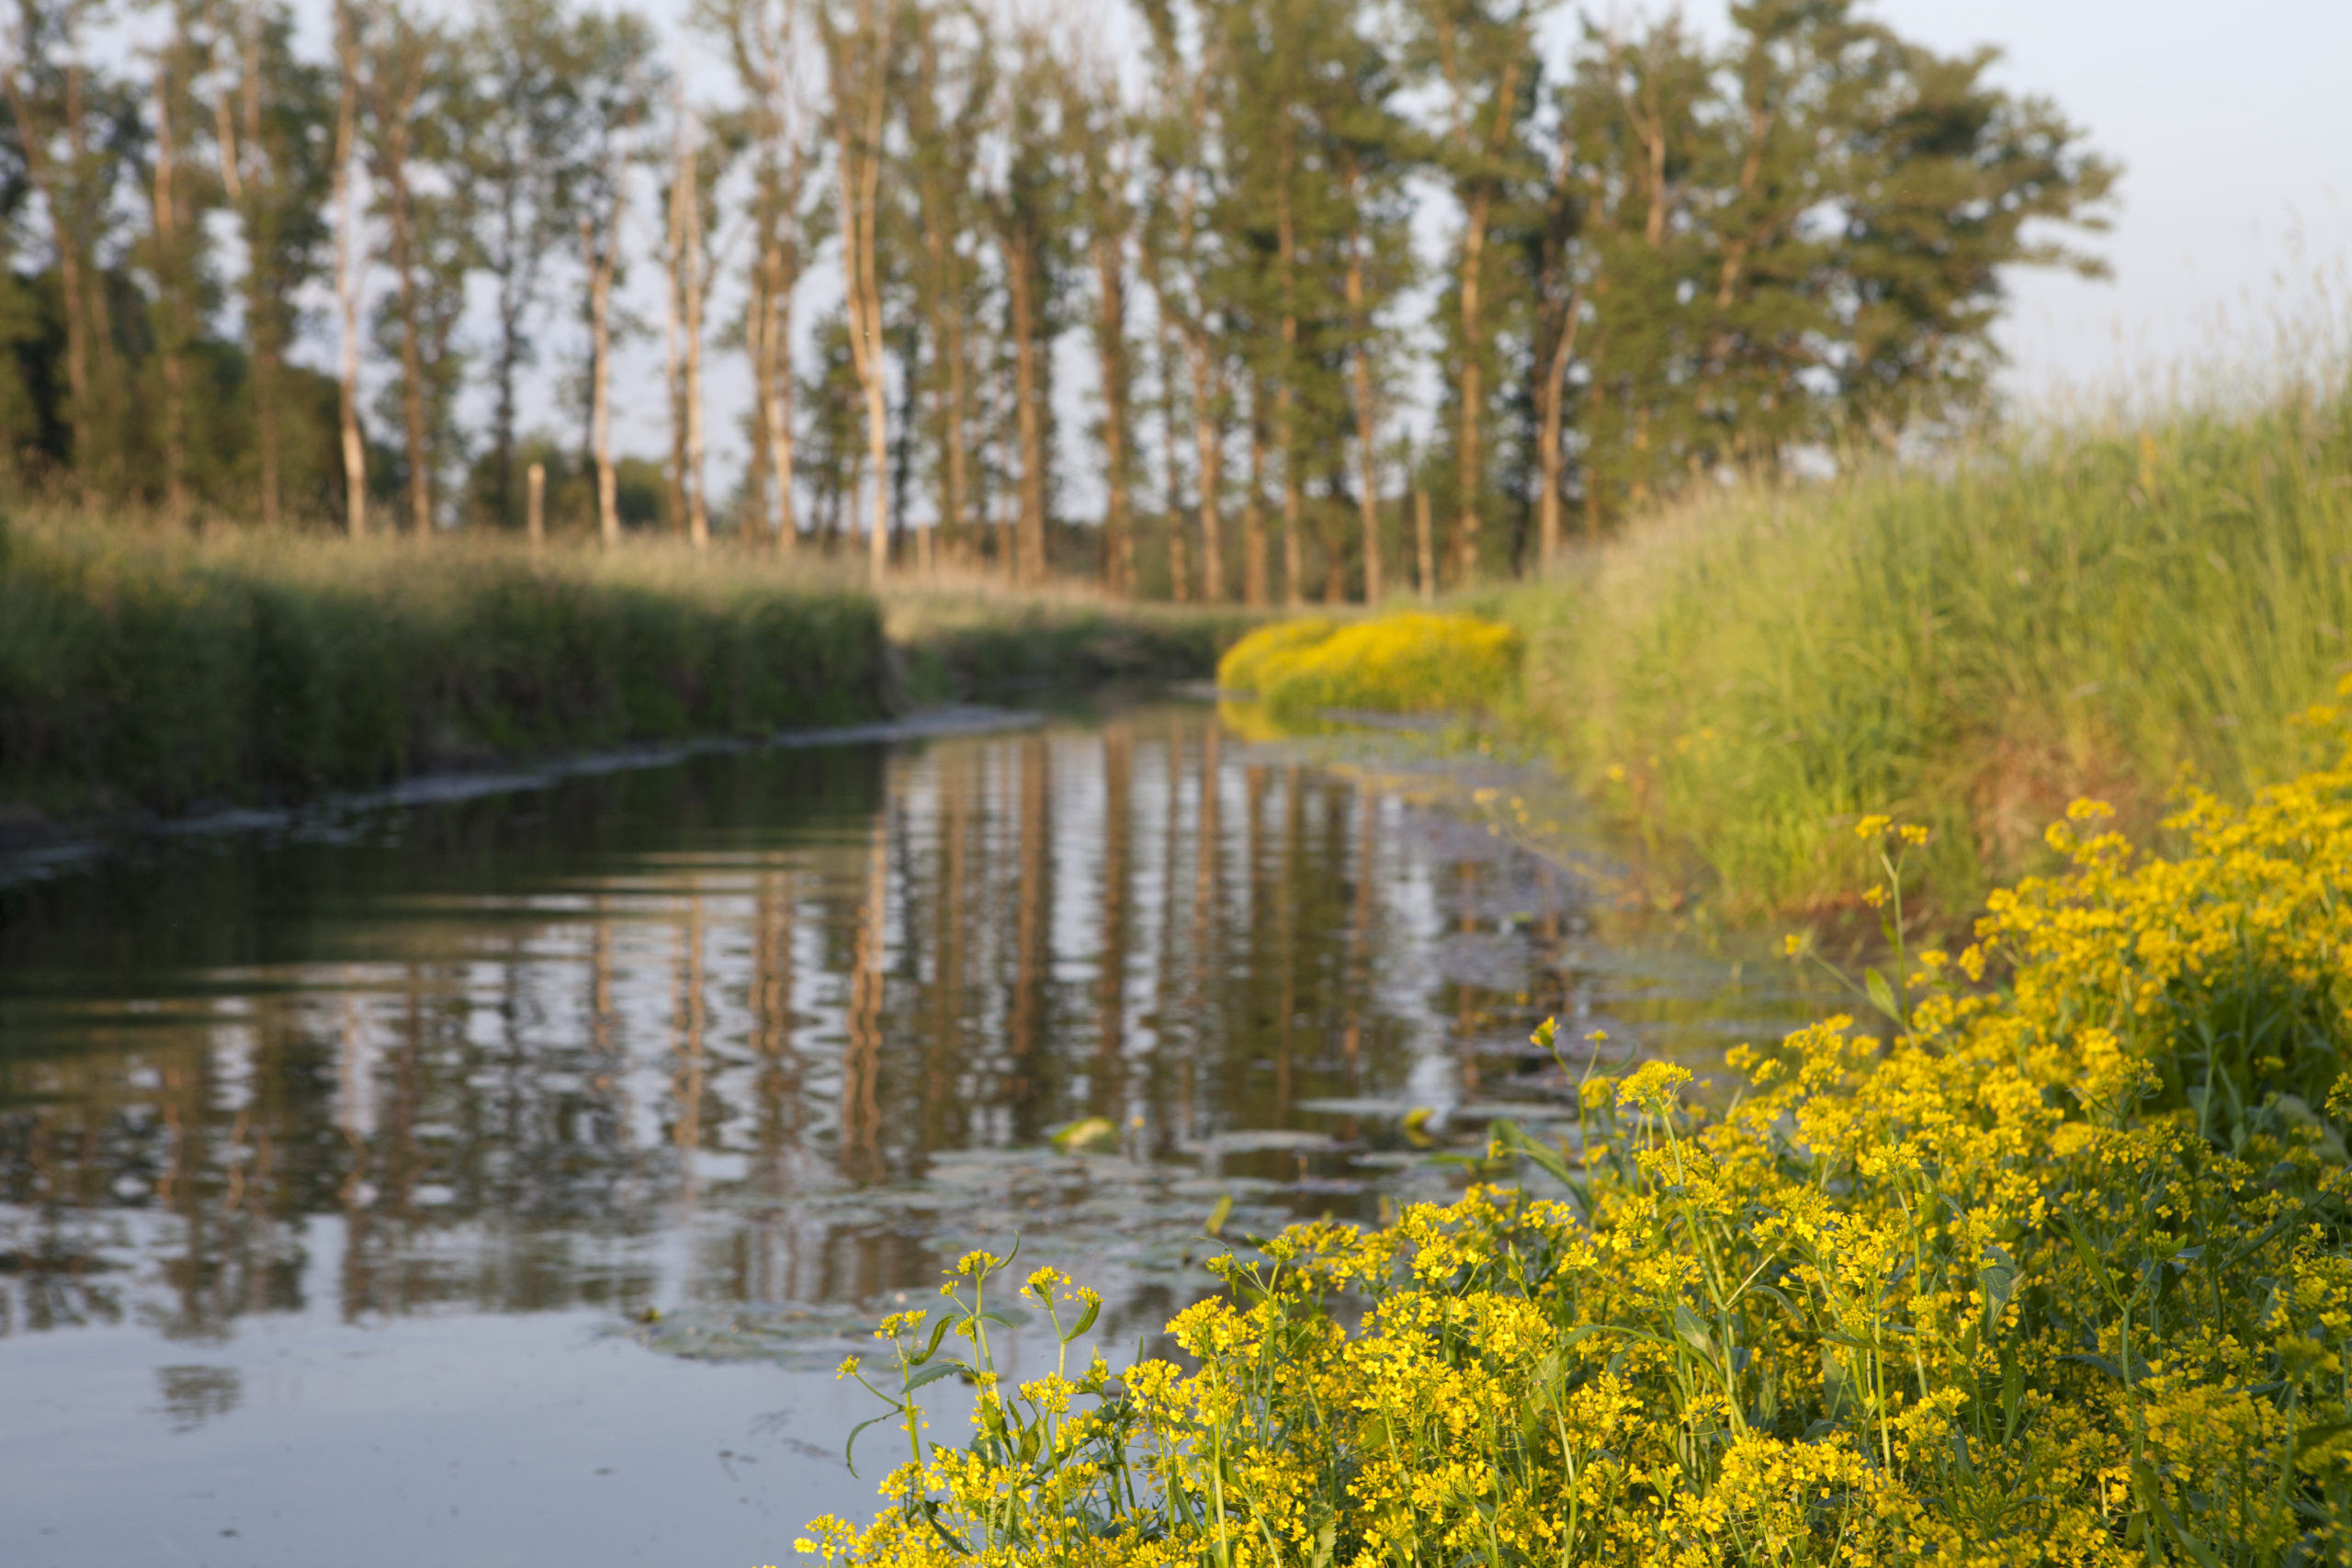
1455, 189, 1489, 582
1346, 211, 1380, 603
662, 130, 690, 539
1186, 324, 1221, 602
1279, 384, 1304, 610
1242, 384, 1267, 607
1009, 239, 1047, 587
385, 137, 432, 537
1414, 486, 1435, 602
334, 8, 367, 537
1159, 312, 1188, 603
1534, 288, 1582, 567
681, 122, 709, 549
763, 242, 798, 552
1093, 231, 1131, 596
240, 14, 279, 529
586, 214, 618, 547
829, 0, 895, 587
148, 59, 189, 526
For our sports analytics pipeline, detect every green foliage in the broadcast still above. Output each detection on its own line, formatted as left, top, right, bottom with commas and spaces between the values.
891, 592, 1265, 702
1505, 388, 2352, 916
0, 515, 886, 817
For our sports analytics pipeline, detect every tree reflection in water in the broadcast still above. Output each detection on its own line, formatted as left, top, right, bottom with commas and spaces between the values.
0, 702, 1808, 1361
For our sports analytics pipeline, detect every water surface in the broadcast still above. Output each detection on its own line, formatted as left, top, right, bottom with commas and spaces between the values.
0, 700, 1813, 1566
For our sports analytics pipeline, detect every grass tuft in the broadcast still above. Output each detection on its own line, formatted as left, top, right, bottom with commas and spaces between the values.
1503, 387, 2352, 917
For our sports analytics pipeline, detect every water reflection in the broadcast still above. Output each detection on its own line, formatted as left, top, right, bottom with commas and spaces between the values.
0, 701, 1809, 1366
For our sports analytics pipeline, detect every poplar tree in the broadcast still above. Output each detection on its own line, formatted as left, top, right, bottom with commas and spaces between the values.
461, 0, 582, 531
570, 6, 661, 547
902, 0, 991, 569
981, 22, 1070, 588
1408, 0, 1542, 581
818, 0, 899, 583
704, 0, 823, 553
358, 4, 468, 536
213, 0, 327, 527
1060, 51, 1138, 596
3, 0, 131, 505
140, 0, 211, 525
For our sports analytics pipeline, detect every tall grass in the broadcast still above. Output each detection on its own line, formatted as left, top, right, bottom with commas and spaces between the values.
1501, 385, 2352, 917
0, 513, 887, 818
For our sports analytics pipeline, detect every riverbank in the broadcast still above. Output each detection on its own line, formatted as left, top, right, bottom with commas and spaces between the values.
0, 514, 1261, 834
1494, 385, 2352, 919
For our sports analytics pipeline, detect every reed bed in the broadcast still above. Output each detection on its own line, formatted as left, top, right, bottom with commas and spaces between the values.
1500, 384, 2352, 918
0, 513, 886, 818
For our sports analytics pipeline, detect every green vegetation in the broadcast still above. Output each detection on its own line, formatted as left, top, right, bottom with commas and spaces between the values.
892, 591, 1267, 699
0, 513, 1271, 827
1216, 611, 1521, 727
0, 514, 886, 819
5, 0, 2105, 604
1499, 389, 2352, 917
803, 765, 2352, 1568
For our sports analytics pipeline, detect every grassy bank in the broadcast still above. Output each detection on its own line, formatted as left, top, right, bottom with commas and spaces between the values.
804, 750, 2352, 1567
889, 585, 1267, 698
0, 515, 888, 820
1499, 387, 2352, 918
0, 516, 1269, 827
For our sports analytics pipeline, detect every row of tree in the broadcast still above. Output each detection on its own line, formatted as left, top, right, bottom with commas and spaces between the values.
0, 0, 2115, 597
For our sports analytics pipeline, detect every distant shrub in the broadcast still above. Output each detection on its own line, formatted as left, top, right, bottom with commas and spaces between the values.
1215, 616, 1336, 694
1227, 611, 1521, 727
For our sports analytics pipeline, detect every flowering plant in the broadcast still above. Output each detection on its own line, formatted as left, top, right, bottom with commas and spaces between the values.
797, 743, 2352, 1567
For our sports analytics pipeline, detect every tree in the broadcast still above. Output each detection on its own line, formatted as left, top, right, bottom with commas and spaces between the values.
141, 0, 212, 525
1060, 48, 1138, 596
980, 20, 1070, 588
902, 0, 990, 570
460, 0, 584, 532
659, 91, 730, 547
1136, 1, 1227, 601
330, 0, 366, 535
3, 0, 133, 505
1544, 0, 2115, 530
703, 0, 823, 553
819, 0, 899, 584
357, 3, 466, 536
569, 6, 661, 547
213, 0, 329, 528
1408, 0, 1543, 581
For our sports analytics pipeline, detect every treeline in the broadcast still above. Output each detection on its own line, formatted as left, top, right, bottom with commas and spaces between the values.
0, 0, 2114, 599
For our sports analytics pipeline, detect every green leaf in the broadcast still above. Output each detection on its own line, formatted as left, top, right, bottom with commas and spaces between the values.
1063, 1295, 1102, 1344
1489, 1119, 1577, 1190
908, 1313, 955, 1367
842, 1408, 901, 1477
1864, 966, 1901, 1022
902, 1359, 972, 1393
1203, 1194, 1233, 1238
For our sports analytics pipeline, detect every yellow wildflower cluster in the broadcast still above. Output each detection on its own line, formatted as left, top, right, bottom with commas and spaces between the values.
800, 753, 2352, 1566
1215, 612, 1522, 728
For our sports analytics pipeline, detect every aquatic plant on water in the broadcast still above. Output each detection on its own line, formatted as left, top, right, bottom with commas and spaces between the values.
793, 706, 2352, 1566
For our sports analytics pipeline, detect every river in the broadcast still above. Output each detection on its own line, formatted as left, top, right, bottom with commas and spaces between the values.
0, 697, 1814, 1566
